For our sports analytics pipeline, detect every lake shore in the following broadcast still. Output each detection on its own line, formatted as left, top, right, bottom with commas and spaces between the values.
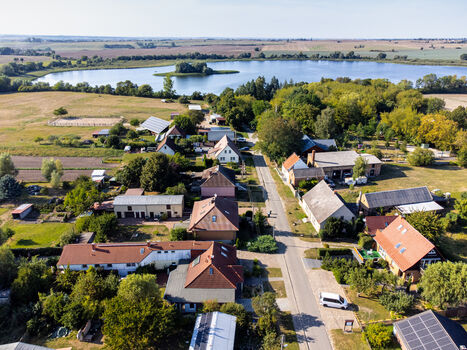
153, 69, 239, 77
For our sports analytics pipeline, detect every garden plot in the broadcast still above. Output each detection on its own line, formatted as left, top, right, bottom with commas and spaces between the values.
49, 116, 124, 126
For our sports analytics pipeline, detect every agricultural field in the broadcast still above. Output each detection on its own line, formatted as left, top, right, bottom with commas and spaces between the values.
0, 91, 187, 156
0, 55, 52, 64
423, 93, 467, 111
16, 169, 93, 182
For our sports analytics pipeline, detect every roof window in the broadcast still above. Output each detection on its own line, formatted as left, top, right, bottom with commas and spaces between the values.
192, 256, 200, 267
209, 267, 214, 275
212, 215, 217, 222
395, 243, 401, 249
221, 252, 228, 258
400, 247, 406, 253
221, 246, 228, 252
140, 248, 145, 255
401, 228, 407, 234
397, 224, 403, 230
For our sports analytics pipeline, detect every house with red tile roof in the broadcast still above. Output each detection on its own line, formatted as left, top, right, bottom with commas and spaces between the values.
164, 241, 243, 312
364, 216, 398, 236
57, 241, 212, 276
281, 153, 307, 183
374, 216, 442, 282
156, 136, 179, 156
188, 196, 239, 242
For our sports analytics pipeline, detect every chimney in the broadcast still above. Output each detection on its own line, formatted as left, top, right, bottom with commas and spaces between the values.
147, 241, 151, 247
311, 150, 316, 165
91, 243, 96, 251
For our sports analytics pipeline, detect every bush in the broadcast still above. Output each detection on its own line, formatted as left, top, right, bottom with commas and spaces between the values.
358, 233, 374, 250
407, 147, 435, 166
443, 212, 458, 230
169, 228, 188, 241
368, 147, 383, 159
247, 235, 278, 253
11, 247, 63, 257
317, 248, 352, 259
332, 268, 345, 284
129, 118, 140, 126
379, 291, 414, 314
59, 227, 80, 246
363, 323, 393, 349
0, 175, 22, 200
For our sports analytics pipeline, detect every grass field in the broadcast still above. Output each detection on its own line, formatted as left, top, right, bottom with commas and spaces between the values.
6, 222, 72, 248
345, 288, 392, 324
330, 329, 370, 350
0, 91, 186, 156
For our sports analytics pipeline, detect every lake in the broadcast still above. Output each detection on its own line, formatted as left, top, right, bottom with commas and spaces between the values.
35, 60, 467, 95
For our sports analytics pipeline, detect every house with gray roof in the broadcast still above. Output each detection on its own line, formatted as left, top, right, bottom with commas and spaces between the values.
300, 135, 337, 155
289, 167, 325, 187
300, 180, 355, 232
307, 150, 382, 179
113, 194, 184, 219
359, 186, 443, 214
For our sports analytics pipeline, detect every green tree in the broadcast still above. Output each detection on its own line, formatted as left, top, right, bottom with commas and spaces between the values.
64, 178, 102, 214
455, 196, 467, 219
219, 302, 249, 329
173, 115, 197, 134
0, 175, 22, 201
407, 147, 435, 166
406, 211, 445, 243
347, 267, 377, 297
379, 291, 414, 314
10, 257, 54, 305
41, 158, 63, 181
457, 147, 467, 168
50, 170, 62, 189
0, 153, 17, 177
55, 267, 80, 294
163, 74, 176, 98
40, 291, 69, 324
0, 247, 17, 289
53, 107, 68, 116
165, 182, 186, 195
252, 292, 279, 317
89, 213, 118, 242
110, 122, 127, 136
419, 261, 467, 309
261, 331, 280, 350
363, 323, 392, 349
116, 157, 147, 188
140, 153, 177, 192
0, 227, 14, 245
169, 228, 188, 241
105, 135, 121, 149
117, 274, 160, 302
352, 156, 367, 180
130, 118, 140, 127
320, 217, 347, 240
256, 111, 303, 161
202, 299, 221, 313
314, 107, 338, 139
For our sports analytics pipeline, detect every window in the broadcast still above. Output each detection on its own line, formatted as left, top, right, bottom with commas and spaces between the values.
140, 248, 145, 254
192, 256, 200, 267
126, 263, 136, 267
397, 224, 403, 230
164, 251, 168, 254
400, 247, 406, 253
82, 264, 87, 268
166, 205, 171, 209
220, 157, 225, 161
231, 157, 235, 161
221, 252, 228, 258
221, 246, 228, 252
127, 206, 132, 211
189, 303, 195, 309
212, 215, 217, 222
171, 251, 175, 253
157, 251, 161, 254
95, 264, 100, 267
401, 228, 407, 234
107, 264, 113, 267
372, 164, 375, 168
395, 243, 401, 249
209, 268, 214, 275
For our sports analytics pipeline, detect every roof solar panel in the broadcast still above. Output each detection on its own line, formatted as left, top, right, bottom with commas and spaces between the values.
405, 333, 418, 341
399, 322, 412, 330
417, 328, 430, 337
420, 334, 435, 343
410, 317, 423, 324
437, 336, 453, 345
424, 341, 439, 350
432, 330, 447, 339
412, 346, 424, 350
425, 318, 439, 327
428, 324, 441, 333
440, 345, 458, 350
407, 338, 422, 347
413, 323, 426, 331
420, 312, 434, 321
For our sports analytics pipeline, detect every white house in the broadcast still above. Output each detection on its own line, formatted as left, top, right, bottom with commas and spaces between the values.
113, 195, 184, 219
207, 135, 241, 164
300, 180, 355, 232
281, 153, 307, 183
156, 137, 179, 156
57, 241, 212, 276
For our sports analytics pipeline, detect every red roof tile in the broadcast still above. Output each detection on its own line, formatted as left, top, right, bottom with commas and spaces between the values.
188, 196, 239, 232
374, 216, 435, 272
282, 153, 301, 171
365, 216, 398, 236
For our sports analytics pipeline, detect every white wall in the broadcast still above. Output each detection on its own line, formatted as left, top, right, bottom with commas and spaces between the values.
114, 202, 183, 218
158, 145, 176, 156
217, 146, 239, 163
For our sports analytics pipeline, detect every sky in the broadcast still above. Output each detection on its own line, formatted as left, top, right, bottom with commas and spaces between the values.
1, 0, 466, 39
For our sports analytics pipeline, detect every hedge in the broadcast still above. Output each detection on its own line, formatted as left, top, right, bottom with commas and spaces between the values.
11, 247, 63, 257
318, 248, 352, 259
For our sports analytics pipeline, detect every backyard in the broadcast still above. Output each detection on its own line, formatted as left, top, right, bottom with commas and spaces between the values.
5, 222, 72, 248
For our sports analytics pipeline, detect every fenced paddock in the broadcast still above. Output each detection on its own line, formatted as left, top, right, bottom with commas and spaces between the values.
48, 116, 124, 127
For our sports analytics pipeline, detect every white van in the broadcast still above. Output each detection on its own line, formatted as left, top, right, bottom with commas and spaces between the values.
319, 292, 349, 310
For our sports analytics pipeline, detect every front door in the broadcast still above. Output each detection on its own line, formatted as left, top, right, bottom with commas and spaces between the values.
141, 212, 145, 219
167, 211, 172, 218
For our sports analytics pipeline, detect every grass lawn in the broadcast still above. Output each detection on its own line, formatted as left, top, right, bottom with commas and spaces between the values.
124, 224, 171, 242
304, 248, 319, 259
263, 280, 287, 298
6, 222, 72, 248
267, 158, 318, 239
0, 91, 186, 156
338, 162, 467, 199
345, 288, 392, 324
39, 332, 103, 350
266, 267, 283, 278
330, 329, 370, 350
438, 232, 467, 262
278, 312, 299, 350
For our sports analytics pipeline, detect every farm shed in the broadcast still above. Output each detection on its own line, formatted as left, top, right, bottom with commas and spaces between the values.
92, 129, 110, 138
189, 312, 237, 350
140, 116, 171, 135
11, 204, 33, 219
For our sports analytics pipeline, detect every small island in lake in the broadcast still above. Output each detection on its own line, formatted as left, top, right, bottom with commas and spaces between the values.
154, 61, 239, 77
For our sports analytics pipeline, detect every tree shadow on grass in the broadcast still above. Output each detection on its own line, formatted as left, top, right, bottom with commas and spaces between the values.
16, 239, 38, 246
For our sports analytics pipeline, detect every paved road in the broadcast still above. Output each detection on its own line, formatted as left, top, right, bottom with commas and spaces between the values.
252, 154, 333, 350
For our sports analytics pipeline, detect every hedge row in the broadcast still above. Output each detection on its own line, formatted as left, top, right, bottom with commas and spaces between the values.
318, 248, 352, 259
12, 247, 63, 257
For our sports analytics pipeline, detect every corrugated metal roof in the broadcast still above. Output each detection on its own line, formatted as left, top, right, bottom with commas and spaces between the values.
113, 195, 184, 206
12, 203, 33, 214
396, 201, 444, 214
363, 186, 433, 209
141, 116, 171, 134
189, 312, 237, 350
314, 150, 381, 167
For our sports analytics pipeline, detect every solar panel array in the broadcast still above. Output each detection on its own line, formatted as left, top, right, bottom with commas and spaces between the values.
141, 116, 170, 134
396, 311, 458, 350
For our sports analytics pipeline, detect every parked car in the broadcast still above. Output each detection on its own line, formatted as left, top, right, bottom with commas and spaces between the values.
319, 292, 348, 310
237, 137, 247, 142
344, 176, 367, 186
240, 146, 250, 151
324, 179, 335, 188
